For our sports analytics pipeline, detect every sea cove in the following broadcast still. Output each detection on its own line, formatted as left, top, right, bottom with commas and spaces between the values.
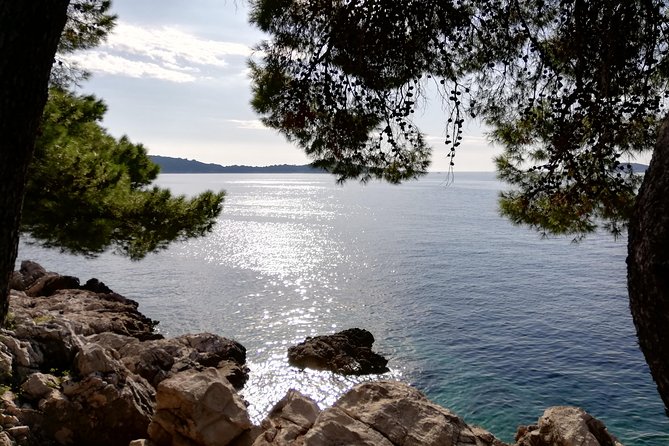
18, 173, 669, 445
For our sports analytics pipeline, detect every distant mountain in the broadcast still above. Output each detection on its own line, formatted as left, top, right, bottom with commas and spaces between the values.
624, 163, 648, 173
149, 155, 325, 174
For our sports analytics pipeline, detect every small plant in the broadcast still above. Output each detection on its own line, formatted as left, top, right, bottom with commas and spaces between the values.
4, 312, 16, 330
33, 315, 54, 325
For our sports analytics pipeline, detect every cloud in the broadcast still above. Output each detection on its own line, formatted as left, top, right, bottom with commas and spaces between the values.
65, 51, 197, 83
227, 119, 268, 130
71, 21, 252, 82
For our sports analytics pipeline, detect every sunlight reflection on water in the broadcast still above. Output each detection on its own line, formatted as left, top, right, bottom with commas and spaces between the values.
242, 358, 402, 424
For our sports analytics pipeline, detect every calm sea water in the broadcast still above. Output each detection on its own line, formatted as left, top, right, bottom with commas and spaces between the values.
18, 173, 669, 445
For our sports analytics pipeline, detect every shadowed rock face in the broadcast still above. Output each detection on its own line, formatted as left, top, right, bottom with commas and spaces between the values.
287, 328, 389, 375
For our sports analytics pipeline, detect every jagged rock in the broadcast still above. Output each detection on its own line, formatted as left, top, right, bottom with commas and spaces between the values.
0, 432, 12, 446
81, 278, 113, 294
304, 408, 395, 446
20, 373, 60, 401
25, 274, 80, 297
515, 406, 623, 446
304, 381, 508, 446
35, 369, 155, 446
253, 389, 321, 445
9, 271, 25, 292
0, 344, 14, 382
10, 289, 160, 341
148, 368, 252, 446
287, 328, 389, 375
15, 261, 48, 290
88, 332, 249, 389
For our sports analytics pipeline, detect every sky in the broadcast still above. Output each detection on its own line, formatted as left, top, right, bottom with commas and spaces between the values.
68, 0, 499, 171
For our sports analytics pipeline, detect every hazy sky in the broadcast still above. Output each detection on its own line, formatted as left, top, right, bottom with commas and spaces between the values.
69, 0, 499, 171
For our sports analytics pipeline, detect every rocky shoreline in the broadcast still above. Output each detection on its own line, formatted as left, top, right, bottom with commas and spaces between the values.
0, 261, 624, 446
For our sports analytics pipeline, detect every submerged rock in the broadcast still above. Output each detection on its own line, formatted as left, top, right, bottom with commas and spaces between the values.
287, 328, 389, 375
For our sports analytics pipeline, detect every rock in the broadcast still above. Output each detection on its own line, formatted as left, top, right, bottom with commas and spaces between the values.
129, 441, 157, 446
20, 373, 60, 401
9, 271, 25, 291
304, 381, 507, 446
10, 288, 160, 341
0, 344, 14, 382
18, 261, 48, 289
74, 343, 121, 376
253, 390, 320, 445
287, 328, 389, 375
515, 406, 624, 446
37, 370, 155, 446
26, 274, 81, 297
88, 332, 249, 389
148, 368, 252, 446
0, 432, 12, 446
81, 278, 113, 294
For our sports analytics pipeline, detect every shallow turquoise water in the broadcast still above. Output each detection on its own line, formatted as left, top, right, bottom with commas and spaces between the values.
19, 173, 669, 444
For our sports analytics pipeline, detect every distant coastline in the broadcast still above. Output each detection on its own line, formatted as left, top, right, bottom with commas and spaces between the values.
150, 155, 325, 174
150, 155, 648, 175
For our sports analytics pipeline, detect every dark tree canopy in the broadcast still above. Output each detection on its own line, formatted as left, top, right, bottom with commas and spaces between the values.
250, 0, 668, 236
23, 89, 224, 260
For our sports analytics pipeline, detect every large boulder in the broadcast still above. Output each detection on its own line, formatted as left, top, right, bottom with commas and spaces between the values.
515, 406, 624, 446
253, 389, 321, 445
287, 328, 389, 375
303, 381, 507, 446
148, 368, 252, 446
9, 260, 48, 291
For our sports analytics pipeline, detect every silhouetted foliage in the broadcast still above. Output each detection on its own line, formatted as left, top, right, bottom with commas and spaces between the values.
250, 0, 668, 235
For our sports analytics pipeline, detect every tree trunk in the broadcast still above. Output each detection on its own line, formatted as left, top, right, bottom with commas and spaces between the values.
628, 116, 669, 413
0, 1, 70, 323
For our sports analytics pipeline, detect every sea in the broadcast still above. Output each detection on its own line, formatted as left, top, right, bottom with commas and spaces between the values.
17, 172, 669, 445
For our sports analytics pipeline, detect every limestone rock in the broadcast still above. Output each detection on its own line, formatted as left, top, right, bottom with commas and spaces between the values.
303, 408, 395, 446
287, 328, 389, 375
148, 368, 252, 446
26, 274, 80, 298
88, 332, 249, 388
307, 381, 507, 446
10, 288, 160, 341
515, 406, 624, 446
20, 373, 60, 401
253, 390, 320, 445
16, 261, 48, 290
37, 370, 155, 446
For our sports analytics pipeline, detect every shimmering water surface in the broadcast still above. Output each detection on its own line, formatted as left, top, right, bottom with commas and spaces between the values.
18, 173, 669, 444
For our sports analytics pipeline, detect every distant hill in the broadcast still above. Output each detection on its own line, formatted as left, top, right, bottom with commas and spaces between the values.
150, 155, 325, 174
624, 163, 648, 173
